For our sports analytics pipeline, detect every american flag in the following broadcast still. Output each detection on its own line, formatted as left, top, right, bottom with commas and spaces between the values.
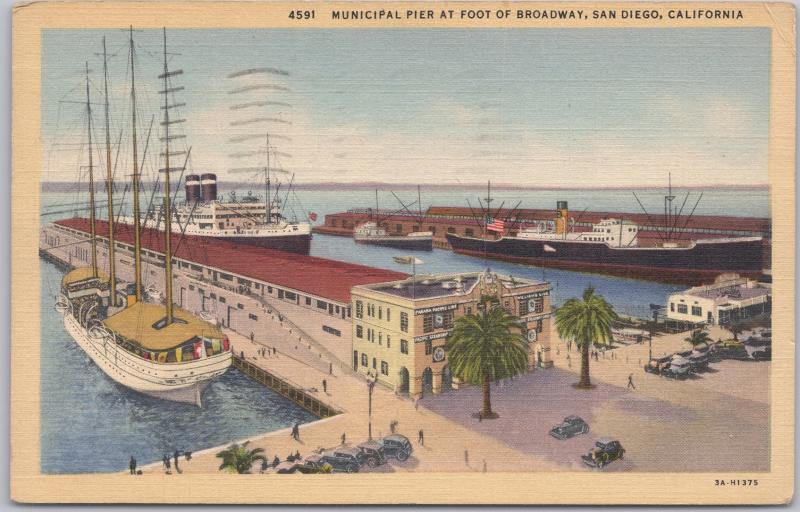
486, 218, 505, 233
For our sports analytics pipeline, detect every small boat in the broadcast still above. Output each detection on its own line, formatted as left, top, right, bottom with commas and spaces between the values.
354, 222, 433, 251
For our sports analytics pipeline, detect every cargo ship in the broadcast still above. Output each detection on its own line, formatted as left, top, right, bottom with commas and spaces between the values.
120, 173, 312, 255
445, 200, 764, 284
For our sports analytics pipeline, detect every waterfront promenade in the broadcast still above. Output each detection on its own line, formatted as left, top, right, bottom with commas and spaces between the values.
136, 322, 768, 475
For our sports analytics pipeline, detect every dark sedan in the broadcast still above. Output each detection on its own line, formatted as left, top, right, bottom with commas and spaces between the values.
549, 416, 589, 440
581, 439, 625, 468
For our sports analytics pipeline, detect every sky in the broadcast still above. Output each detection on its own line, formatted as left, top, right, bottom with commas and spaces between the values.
41, 28, 771, 188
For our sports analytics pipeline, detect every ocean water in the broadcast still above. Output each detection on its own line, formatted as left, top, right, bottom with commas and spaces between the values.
39, 260, 317, 474
38, 186, 767, 473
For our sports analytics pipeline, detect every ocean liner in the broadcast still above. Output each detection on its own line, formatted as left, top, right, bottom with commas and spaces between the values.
446, 197, 764, 285
121, 172, 313, 255
56, 28, 231, 407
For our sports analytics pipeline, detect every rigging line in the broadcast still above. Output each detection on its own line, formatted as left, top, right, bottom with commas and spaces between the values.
631, 191, 666, 243
677, 192, 704, 234
280, 173, 295, 216
465, 198, 486, 235
670, 191, 691, 237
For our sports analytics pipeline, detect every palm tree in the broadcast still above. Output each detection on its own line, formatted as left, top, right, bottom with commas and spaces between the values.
555, 286, 618, 389
216, 441, 266, 474
685, 329, 712, 349
445, 296, 529, 419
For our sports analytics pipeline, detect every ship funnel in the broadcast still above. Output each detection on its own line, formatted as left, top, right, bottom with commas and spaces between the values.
201, 173, 217, 202
185, 174, 201, 203
555, 201, 569, 235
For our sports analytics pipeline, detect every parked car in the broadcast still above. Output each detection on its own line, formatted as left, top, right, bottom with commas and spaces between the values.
320, 447, 364, 473
272, 461, 302, 474
357, 440, 388, 467
549, 416, 589, 440
716, 339, 749, 360
663, 356, 691, 379
687, 351, 709, 372
643, 356, 672, 375
581, 439, 625, 468
380, 434, 413, 462
744, 339, 771, 360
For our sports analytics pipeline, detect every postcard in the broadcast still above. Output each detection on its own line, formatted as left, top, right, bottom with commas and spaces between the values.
11, 0, 795, 505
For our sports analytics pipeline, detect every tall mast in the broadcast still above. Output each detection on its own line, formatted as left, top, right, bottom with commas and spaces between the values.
417, 184, 422, 224
85, 62, 98, 278
375, 189, 379, 224
129, 26, 142, 301
161, 27, 175, 324
265, 133, 271, 224
102, 36, 117, 305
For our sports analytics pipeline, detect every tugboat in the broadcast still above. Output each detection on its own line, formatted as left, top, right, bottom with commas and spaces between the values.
56, 28, 231, 407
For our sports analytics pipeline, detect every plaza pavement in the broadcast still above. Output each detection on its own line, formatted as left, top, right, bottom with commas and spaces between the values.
137, 321, 769, 475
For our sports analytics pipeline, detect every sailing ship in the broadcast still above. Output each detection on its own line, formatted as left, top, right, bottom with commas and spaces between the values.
354, 188, 433, 251
56, 28, 231, 407
445, 182, 764, 284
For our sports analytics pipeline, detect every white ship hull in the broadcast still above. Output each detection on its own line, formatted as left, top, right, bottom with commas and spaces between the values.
63, 313, 231, 407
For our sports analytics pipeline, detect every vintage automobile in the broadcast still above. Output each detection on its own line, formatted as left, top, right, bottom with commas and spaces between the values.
380, 434, 413, 461
643, 356, 672, 375
319, 447, 365, 473
549, 415, 589, 440
356, 440, 388, 467
715, 339, 749, 360
581, 439, 625, 468
744, 338, 771, 361
663, 356, 691, 379
687, 351, 709, 371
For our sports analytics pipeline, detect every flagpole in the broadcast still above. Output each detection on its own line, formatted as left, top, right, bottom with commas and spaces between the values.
412, 257, 416, 300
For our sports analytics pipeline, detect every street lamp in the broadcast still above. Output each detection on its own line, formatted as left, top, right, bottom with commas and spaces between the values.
367, 372, 377, 440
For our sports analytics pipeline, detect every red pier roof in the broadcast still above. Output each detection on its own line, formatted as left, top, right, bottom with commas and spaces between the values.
55, 218, 407, 304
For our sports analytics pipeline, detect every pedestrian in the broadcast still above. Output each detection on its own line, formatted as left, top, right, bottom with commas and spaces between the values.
482, 459, 487, 473
273, 455, 280, 467
329, 362, 333, 375
173, 450, 181, 474
341, 432, 346, 445
260, 459, 269, 474
390, 420, 398, 434
129, 456, 137, 475
418, 429, 424, 446
164, 455, 171, 474
464, 449, 469, 466
240, 350, 245, 359
250, 332, 254, 342
322, 379, 327, 393
627, 373, 636, 390
295, 450, 301, 461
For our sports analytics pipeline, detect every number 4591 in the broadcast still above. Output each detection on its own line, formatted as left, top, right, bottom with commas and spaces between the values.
289, 10, 315, 19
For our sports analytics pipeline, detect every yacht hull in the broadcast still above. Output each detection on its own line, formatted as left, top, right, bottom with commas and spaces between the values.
63, 313, 231, 407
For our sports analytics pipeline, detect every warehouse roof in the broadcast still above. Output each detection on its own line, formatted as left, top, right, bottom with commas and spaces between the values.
55, 218, 407, 304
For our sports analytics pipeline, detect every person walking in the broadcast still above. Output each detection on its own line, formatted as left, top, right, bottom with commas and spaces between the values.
322, 379, 327, 394
390, 420, 398, 434
329, 362, 333, 375
627, 373, 636, 390
418, 429, 424, 446
341, 432, 346, 445
129, 456, 137, 475
173, 450, 181, 474
164, 455, 171, 474
464, 449, 469, 466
